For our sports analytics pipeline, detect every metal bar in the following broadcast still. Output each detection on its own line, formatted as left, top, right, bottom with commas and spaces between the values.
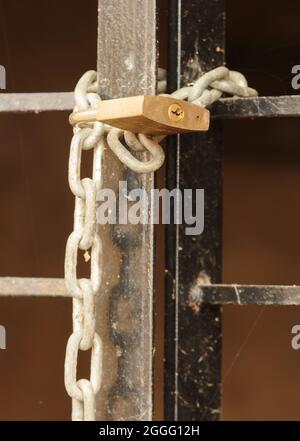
0, 278, 299, 308
191, 284, 300, 306
0, 92, 74, 113
212, 95, 300, 119
165, 0, 225, 421
0, 277, 67, 296
1, 92, 300, 120
96, 0, 157, 421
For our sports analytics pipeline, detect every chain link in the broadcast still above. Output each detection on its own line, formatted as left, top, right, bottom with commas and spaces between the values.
64, 71, 104, 421
69, 67, 257, 174
168, 66, 257, 105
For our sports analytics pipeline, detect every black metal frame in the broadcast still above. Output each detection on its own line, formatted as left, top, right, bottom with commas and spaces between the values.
164, 0, 300, 421
165, 0, 224, 421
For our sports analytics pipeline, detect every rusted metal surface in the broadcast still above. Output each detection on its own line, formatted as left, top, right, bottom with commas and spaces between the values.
97, 1, 156, 100
0, 92, 74, 113
165, 0, 225, 421
96, 0, 156, 421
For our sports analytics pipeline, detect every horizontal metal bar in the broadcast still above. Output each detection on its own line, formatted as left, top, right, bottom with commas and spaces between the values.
0, 92, 74, 113
191, 284, 300, 306
212, 95, 300, 119
0, 93, 299, 120
0, 277, 67, 297
0, 278, 298, 307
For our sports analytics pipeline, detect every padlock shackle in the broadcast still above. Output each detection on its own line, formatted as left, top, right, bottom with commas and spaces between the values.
69, 109, 97, 126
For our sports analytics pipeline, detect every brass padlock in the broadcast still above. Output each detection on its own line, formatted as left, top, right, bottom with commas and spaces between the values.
70, 95, 210, 135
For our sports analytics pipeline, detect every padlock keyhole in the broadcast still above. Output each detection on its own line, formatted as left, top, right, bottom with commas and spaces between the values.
168, 103, 185, 122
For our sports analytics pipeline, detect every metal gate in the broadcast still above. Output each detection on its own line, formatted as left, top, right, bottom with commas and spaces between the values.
0, 0, 299, 421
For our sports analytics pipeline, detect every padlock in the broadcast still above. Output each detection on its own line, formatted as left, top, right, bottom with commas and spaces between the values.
70, 95, 210, 135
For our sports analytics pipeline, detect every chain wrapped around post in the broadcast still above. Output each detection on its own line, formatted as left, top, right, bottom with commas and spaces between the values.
69, 66, 257, 174
64, 67, 257, 420
64, 71, 104, 421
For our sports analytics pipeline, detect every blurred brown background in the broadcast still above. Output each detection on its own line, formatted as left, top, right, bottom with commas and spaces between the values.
0, 0, 300, 420
223, 0, 300, 420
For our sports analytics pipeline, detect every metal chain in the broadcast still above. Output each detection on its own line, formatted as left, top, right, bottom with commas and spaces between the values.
64, 66, 257, 420
167, 65, 257, 105
70, 66, 257, 175
64, 71, 104, 421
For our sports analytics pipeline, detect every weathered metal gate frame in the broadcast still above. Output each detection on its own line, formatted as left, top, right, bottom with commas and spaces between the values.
165, 0, 224, 420
0, 0, 300, 421
95, 0, 157, 420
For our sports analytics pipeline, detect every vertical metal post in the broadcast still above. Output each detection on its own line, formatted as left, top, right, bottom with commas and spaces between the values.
165, 0, 225, 420
96, 0, 157, 420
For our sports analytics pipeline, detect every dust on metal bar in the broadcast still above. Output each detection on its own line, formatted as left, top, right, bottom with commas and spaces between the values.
1, 92, 300, 120
0, 277, 67, 296
190, 284, 300, 306
0, 278, 299, 308
164, 0, 225, 422
96, 0, 156, 421
0, 92, 74, 113
212, 95, 300, 119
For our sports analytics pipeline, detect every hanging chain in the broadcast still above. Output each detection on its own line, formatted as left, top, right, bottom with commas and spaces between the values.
64, 71, 104, 421
64, 67, 257, 420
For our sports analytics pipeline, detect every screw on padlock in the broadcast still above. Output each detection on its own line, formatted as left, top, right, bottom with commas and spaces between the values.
70, 95, 210, 135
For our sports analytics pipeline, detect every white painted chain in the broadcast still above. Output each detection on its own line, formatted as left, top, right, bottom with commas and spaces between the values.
167, 65, 257, 106
64, 67, 257, 420
64, 71, 104, 421
69, 67, 257, 174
